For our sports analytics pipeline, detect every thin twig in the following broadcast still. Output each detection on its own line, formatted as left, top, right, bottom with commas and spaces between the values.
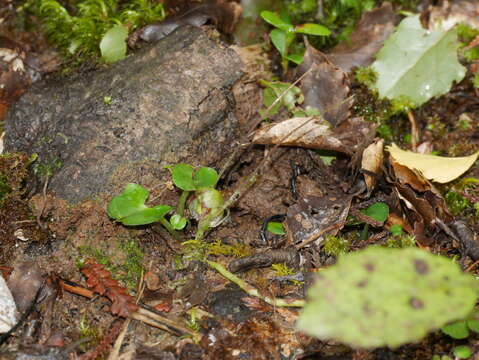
36, 174, 49, 229
207, 260, 305, 308
295, 222, 345, 249
407, 110, 419, 151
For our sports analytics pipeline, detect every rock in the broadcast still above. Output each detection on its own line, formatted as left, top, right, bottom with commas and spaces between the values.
4, 26, 243, 202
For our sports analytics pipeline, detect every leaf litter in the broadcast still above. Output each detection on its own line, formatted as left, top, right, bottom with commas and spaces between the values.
1, 1, 479, 359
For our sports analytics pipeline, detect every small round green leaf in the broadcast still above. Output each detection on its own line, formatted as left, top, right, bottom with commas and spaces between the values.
453, 345, 472, 359
260, 11, 293, 32
294, 23, 330, 36
100, 24, 128, 63
267, 221, 286, 235
170, 214, 187, 230
194, 167, 219, 189
297, 247, 479, 348
363, 202, 389, 223
442, 321, 469, 339
171, 164, 195, 191
107, 183, 150, 220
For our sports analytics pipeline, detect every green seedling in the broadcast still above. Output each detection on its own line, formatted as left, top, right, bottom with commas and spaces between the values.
107, 183, 177, 237
167, 163, 226, 240
107, 164, 226, 241
360, 202, 389, 240
259, 79, 304, 118
260, 10, 330, 70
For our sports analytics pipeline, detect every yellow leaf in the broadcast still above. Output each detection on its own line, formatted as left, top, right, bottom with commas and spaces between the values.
387, 144, 479, 183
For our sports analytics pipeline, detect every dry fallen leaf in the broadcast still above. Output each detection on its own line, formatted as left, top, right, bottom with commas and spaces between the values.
361, 138, 384, 193
253, 116, 377, 156
296, 41, 353, 126
328, 2, 397, 72
387, 144, 479, 183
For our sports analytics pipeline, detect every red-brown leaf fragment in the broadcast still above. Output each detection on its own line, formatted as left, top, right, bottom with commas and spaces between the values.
81, 261, 138, 318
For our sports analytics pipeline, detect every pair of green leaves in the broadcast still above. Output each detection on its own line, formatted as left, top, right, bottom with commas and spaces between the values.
168, 164, 219, 191
260, 10, 330, 66
107, 164, 220, 227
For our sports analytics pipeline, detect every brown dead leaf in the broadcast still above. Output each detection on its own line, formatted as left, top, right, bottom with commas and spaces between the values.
328, 2, 397, 72
0, 39, 32, 120
361, 138, 384, 193
136, 0, 242, 43
252, 116, 377, 156
390, 157, 431, 192
429, 0, 479, 31
286, 194, 352, 248
296, 41, 353, 126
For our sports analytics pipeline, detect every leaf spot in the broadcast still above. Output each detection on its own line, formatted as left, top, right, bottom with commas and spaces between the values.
409, 297, 424, 309
414, 259, 429, 274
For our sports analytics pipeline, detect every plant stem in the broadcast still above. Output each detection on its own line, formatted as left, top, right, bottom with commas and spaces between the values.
360, 223, 369, 241
206, 260, 305, 308
158, 217, 180, 240
177, 190, 190, 217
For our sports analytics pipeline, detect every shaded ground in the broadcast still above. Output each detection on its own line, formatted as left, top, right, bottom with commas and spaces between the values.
1, 1, 479, 359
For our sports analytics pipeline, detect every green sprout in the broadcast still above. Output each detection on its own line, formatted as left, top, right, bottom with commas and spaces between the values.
107, 163, 226, 241
260, 10, 330, 70
359, 202, 389, 240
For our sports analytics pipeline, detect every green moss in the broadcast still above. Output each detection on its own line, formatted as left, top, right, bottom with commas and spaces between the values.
385, 234, 415, 248
78, 237, 144, 289
0, 152, 33, 206
34, 156, 63, 178
21, 0, 165, 63
355, 66, 378, 88
445, 191, 472, 216
323, 235, 350, 256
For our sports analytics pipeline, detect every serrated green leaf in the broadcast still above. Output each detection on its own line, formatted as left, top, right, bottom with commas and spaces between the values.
297, 247, 479, 348
442, 321, 469, 339
267, 221, 286, 235
107, 183, 172, 225
295, 23, 330, 36
260, 11, 293, 32
100, 24, 128, 63
372, 15, 466, 107
362, 202, 389, 223
194, 167, 219, 189
171, 163, 195, 191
